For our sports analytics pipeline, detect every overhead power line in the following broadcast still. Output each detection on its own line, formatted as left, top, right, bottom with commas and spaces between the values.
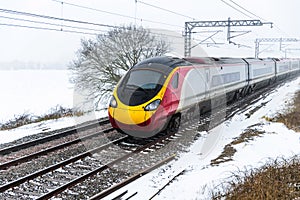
51, 0, 183, 28
227, 0, 267, 21
136, 0, 196, 20
0, 8, 120, 29
220, 0, 291, 37
220, 0, 253, 19
0, 15, 107, 33
0, 8, 184, 38
0, 22, 98, 35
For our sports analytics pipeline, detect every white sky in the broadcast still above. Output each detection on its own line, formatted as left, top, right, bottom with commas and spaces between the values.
0, 0, 299, 66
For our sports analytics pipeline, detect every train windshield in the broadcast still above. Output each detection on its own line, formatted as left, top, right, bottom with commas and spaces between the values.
126, 69, 163, 89
117, 68, 166, 106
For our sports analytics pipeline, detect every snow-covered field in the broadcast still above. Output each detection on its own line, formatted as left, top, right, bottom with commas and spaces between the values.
0, 69, 74, 144
103, 77, 300, 200
0, 70, 74, 123
0, 69, 108, 144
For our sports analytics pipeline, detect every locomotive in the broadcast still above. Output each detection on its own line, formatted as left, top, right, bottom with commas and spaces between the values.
108, 56, 300, 138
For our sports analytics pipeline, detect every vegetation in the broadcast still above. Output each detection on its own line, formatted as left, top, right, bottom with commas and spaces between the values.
211, 89, 300, 199
211, 156, 300, 199
264, 91, 300, 132
0, 105, 83, 131
69, 25, 170, 108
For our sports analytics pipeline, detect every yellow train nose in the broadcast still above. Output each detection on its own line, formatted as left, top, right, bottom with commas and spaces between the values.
109, 107, 155, 125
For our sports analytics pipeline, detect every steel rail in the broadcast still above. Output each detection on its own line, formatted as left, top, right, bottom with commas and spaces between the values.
0, 127, 114, 170
0, 134, 127, 193
0, 118, 109, 155
37, 132, 176, 200
89, 154, 176, 200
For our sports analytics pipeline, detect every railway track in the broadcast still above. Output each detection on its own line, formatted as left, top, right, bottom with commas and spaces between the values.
0, 118, 110, 156
0, 77, 297, 199
0, 130, 179, 199
0, 127, 114, 170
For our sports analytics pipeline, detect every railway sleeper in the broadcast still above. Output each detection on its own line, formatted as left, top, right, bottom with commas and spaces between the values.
51, 172, 78, 181
67, 168, 91, 175
73, 164, 94, 170
13, 189, 41, 198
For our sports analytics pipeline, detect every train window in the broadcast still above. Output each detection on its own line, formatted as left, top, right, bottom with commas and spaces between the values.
117, 69, 166, 106
211, 72, 240, 87
125, 69, 163, 89
253, 67, 273, 77
172, 72, 179, 89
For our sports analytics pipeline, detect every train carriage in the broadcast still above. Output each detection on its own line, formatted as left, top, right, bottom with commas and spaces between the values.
245, 58, 276, 90
274, 58, 291, 79
290, 59, 300, 75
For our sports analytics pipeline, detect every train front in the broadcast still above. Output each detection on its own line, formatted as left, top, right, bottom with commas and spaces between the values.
108, 57, 175, 138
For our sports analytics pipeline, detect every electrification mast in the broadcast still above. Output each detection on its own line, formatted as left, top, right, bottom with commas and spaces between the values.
184, 17, 273, 57
255, 38, 299, 58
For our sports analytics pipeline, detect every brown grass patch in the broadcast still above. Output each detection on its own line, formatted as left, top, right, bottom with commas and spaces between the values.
0, 105, 84, 130
211, 156, 300, 199
265, 91, 300, 132
211, 129, 265, 166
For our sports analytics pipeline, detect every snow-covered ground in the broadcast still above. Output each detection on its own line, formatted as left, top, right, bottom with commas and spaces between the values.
103, 77, 300, 200
0, 69, 108, 144
0, 70, 73, 123
0, 111, 105, 144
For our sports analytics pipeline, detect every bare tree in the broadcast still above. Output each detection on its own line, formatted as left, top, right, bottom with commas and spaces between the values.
70, 25, 170, 109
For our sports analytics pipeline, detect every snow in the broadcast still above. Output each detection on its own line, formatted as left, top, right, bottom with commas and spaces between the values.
0, 109, 108, 145
0, 70, 73, 122
0, 117, 74, 144
102, 77, 300, 200
0, 69, 108, 144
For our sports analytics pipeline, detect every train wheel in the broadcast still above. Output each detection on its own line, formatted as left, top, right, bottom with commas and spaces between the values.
167, 115, 181, 133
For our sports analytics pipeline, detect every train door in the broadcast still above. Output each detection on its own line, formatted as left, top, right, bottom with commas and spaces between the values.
170, 71, 180, 112
205, 68, 210, 98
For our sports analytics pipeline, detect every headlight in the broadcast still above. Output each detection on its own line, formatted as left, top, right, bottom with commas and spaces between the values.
109, 96, 117, 108
144, 99, 161, 111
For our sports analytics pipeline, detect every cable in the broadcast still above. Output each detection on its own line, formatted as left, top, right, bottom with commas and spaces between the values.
0, 22, 98, 35
0, 4, 195, 39
0, 14, 183, 39
220, 0, 254, 19
228, 0, 267, 21
136, 0, 196, 20
0, 15, 107, 33
51, 0, 183, 28
0, 8, 121, 29
226, 0, 287, 36
220, 0, 291, 37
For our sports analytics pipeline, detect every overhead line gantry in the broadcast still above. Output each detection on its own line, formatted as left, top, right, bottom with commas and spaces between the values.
184, 17, 273, 57
254, 38, 299, 58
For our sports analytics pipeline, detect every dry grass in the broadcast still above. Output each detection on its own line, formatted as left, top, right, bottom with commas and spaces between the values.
210, 90, 300, 199
265, 91, 300, 132
211, 129, 265, 166
211, 156, 300, 200
0, 105, 83, 130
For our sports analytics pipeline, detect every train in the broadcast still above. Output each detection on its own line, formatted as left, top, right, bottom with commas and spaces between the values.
108, 56, 300, 138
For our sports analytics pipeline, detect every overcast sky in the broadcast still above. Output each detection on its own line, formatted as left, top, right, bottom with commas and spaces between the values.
0, 0, 299, 67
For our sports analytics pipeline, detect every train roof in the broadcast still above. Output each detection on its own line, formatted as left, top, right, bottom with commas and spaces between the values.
184, 57, 245, 64
134, 56, 191, 69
